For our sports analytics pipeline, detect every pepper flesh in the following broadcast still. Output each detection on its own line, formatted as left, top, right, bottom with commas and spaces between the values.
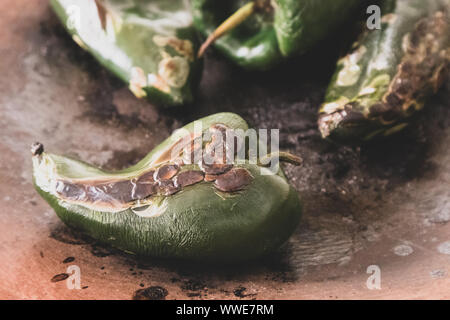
32, 113, 302, 262
318, 0, 450, 143
50, 0, 203, 106
192, 0, 361, 70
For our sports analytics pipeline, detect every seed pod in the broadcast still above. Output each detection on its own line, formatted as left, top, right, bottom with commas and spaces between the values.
318, 0, 450, 143
32, 113, 302, 262
50, 0, 203, 106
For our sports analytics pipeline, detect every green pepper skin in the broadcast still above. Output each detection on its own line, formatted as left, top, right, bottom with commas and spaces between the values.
32, 113, 302, 262
192, 0, 360, 70
50, 0, 203, 107
318, 0, 450, 143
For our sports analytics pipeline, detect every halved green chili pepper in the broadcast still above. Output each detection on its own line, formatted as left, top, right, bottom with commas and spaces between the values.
318, 0, 450, 143
50, 0, 203, 106
31, 113, 302, 262
192, 0, 361, 70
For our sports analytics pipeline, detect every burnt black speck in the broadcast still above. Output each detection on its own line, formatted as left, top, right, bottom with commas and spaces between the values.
62, 256, 75, 264
51, 273, 69, 282
233, 286, 255, 298
132, 286, 168, 300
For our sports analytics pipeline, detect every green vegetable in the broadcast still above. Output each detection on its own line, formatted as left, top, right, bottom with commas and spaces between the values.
318, 0, 450, 143
192, 0, 361, 70
50, 0, 203, 106
32, 113, 302, 262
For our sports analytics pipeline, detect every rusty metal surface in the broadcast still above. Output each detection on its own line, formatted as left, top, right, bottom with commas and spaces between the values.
1, 1, 449, 299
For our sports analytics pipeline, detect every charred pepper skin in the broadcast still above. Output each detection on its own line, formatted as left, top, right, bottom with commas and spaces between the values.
318, 0, 450, 143
50, 0, 203, 107
32, 113, 302, 262
192, 0, 361, 70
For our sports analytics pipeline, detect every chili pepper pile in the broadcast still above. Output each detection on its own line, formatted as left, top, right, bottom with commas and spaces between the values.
33, 0, 450, 262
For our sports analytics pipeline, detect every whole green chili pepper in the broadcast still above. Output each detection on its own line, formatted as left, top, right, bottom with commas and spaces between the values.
31, 113, 302, 262
50, 0, 203, 106
318, 0, 450, 143
192, 0, 361, 70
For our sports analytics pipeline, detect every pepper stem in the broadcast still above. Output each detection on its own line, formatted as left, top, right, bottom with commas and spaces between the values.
197, 1, 256, 58
278, 152, 303, 166
259, 152, 303, 167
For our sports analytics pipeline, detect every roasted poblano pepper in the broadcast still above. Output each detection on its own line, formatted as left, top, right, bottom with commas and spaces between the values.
318, 0, 450, 143
192, 0, 361, 70
50, 0, 202, 106
32, 113, 302, 262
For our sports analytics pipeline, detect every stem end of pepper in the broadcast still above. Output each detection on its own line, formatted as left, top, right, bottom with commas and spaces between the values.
278, 152, 303, 166
198, 37, 215, 58
31, 142, 44, 156
259, 151, 303, 167
197, 1, 256, 58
